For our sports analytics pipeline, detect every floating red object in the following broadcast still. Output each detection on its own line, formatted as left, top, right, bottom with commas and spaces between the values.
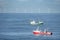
33, 31, 52, 36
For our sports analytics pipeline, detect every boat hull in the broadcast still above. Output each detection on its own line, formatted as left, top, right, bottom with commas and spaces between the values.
33, 31, 52, 35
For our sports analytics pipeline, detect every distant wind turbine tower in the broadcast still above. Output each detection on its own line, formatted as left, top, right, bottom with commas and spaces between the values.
24, 9, 27, 13
30, 8, 32, 13
0, 2, 4, 13
39, 8, 40, 13
48, 8, 51, 13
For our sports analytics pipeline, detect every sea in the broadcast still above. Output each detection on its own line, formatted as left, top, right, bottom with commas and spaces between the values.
0, 13, 60, 40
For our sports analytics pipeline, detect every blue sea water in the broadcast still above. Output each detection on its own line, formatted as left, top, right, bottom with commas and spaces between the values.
0, 13, 60, 40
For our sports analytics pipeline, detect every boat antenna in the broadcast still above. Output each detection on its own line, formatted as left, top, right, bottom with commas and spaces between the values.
36, 26, 39, 31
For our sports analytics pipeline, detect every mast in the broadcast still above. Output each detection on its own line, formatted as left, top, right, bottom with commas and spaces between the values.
36, 26, 39, 31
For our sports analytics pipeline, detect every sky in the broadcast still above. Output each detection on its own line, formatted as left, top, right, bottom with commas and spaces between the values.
0, 0, 60, 13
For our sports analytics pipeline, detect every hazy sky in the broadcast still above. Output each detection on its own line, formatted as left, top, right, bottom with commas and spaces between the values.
0, 0, 60, 13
